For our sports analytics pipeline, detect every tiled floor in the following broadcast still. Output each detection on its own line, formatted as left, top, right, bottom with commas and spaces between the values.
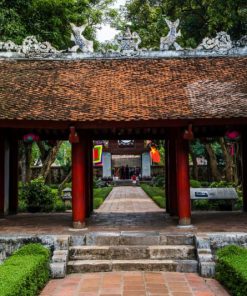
96, 187, 164, 213
40, 272, 230, 296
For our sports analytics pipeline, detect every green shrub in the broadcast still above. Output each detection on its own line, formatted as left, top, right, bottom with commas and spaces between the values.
141, 184, 165, 208
209, 181, 234, 188
0, 243, 50, 296
216, 245, 247, 296
20, 178, 55, 212
152, 175, 165, 187
54, 197, 66, 212
94, 197, 104, 209
93, 187, 113, 209
190, 179, 202, 188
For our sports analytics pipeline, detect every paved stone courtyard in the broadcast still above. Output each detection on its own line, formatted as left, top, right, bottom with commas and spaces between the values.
0, 186, 246, 234
40, 272, 229, 296
96, 187, 164, 213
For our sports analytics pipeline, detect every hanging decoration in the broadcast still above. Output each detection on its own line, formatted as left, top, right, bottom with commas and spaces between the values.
225, 130, 241, 142
149, 143, 161, 163
93, 145, 103, 165
224, 130, 241, 157
183, 124, 194, 140
23, 133, 40, 143
69, 126, 79, 144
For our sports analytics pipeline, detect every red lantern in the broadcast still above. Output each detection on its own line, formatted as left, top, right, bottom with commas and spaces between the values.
23, 133, 39, 143
150, 146, 161, 163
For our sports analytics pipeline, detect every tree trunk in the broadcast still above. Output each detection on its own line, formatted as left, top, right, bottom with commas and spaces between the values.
189, 145, 199, 180
20, 142, 32, 183
205, 143, 221, 181
219, 137, 234, 182
39, 141, 63, 182
59, 169, 72, 191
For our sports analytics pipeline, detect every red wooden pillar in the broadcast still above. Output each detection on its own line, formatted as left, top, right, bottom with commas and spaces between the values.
165, 139, 170, 213
9, 138, 19, 214
85, 138, 93, 218
88, 140, 94, 214
176, 131, 191, 225
242, 131, 247, 212
72, 137, 87, 228
0, 132, 5, 216
168, 131, 178, 216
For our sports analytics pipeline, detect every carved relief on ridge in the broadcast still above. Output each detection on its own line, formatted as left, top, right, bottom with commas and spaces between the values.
160, 19, 183, 51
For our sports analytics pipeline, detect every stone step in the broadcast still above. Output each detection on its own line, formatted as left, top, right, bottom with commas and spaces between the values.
69, 245, 196, 260
80, 232, 194, 246
67, 259, 198, 273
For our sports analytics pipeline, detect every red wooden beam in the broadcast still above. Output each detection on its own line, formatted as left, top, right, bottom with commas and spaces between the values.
1, 118, 247, 130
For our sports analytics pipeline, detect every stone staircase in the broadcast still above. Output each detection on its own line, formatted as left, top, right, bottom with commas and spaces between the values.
67, 232, 198, 274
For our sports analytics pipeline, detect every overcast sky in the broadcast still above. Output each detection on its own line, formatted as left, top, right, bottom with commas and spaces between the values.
96, 0, 127, 42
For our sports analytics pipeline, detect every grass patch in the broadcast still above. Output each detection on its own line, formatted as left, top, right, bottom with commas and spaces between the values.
93, 186, 113, 209
216, 245, 247, 296
0, 243, 50, 296
140, 184, 165, 208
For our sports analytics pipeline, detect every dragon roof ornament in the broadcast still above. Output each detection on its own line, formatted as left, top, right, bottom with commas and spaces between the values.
0, 36, 59, 57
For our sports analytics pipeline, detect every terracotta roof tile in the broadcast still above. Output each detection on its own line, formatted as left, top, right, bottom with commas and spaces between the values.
0, 57, 246, 122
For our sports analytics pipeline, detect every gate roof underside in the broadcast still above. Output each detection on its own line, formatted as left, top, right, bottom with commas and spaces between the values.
0, 56, 246, 123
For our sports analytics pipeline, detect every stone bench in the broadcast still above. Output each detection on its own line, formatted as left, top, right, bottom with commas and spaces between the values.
190, 188, 238, 210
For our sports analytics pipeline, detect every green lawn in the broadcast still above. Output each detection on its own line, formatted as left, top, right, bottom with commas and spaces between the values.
140, 184, 165, 208
93, 186, 113, 209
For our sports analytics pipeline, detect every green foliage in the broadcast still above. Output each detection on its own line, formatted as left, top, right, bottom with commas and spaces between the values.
20, 178, 55, 212
93, 186, 113, 209
209, 181, 234, 188
190, 179, 202, 188
152, 175, 165, 187
0, 243, 50, 296
117, 0, 247, 49
141, 184, 165, 208
216, 245, 247, 296
0, 0, 114, 50
56, 141, 71, 167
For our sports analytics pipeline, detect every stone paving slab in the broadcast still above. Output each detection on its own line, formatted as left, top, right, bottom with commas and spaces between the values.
0, 211, 247, 234
96, 187, 164, 213
40, 272, 230, 296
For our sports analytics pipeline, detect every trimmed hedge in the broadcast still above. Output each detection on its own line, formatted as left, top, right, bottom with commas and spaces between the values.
0, 243, 50, 296
216, 245, 247, 296
141, 184, 165, 208
93, 186, 113, 209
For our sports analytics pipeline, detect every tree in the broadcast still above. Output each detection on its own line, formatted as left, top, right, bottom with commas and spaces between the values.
0, 0, 114, 49
114, 0, 247, 49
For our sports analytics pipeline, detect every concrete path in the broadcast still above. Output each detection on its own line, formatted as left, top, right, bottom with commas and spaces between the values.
40, 272, 230, 296
96, 186, 164, 213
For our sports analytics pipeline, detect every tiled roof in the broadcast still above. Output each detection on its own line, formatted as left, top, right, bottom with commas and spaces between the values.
0, 57, 246, 122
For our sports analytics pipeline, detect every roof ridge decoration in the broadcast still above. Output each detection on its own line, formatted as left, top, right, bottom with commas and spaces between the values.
69, 23, 94, 53
160, 19, 183, 51
0, 19, 246, 58
0, 35, 59, 57
116, 27, 142, 52
197, 32, 232, 52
